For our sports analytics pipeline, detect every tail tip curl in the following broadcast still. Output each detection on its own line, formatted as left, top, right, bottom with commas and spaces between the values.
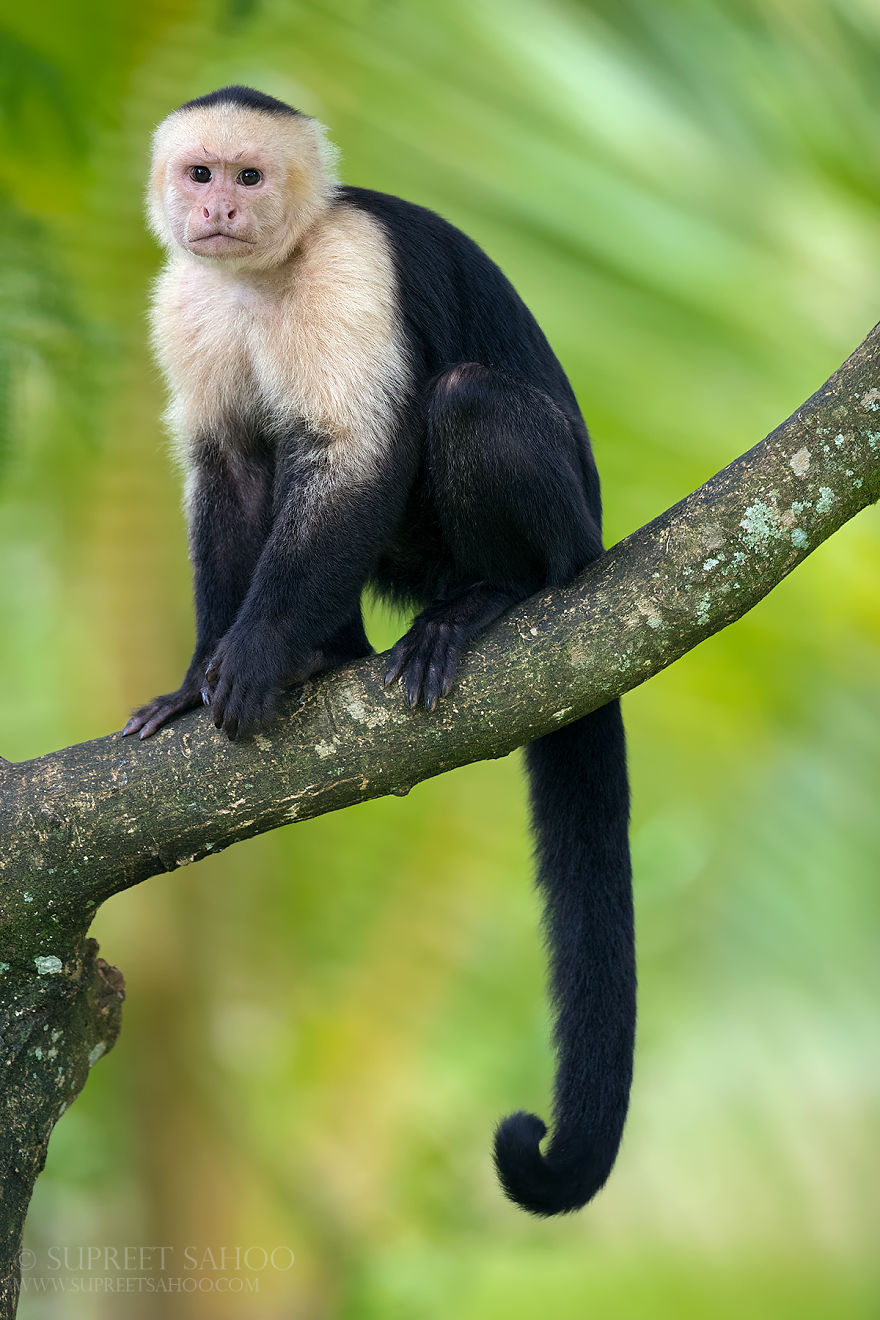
493, 1110, 608, 1217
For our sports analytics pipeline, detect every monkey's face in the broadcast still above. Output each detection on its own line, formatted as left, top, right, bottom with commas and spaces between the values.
148, 104, 337, 271
161, 153, 284, 266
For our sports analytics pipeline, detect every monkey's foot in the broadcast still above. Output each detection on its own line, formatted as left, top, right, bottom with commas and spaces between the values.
384, 619, 464, 711
122, 680, 203, 740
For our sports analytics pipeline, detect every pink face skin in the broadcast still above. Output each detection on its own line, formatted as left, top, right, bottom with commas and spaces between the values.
177, 157, 266, 256
150, 108, 334, 271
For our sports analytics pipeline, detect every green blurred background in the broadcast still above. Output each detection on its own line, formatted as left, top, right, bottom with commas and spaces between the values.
2, 0, 879, 1316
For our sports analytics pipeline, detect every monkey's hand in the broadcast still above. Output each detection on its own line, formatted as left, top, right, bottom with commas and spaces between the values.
203, 624, 321, 741
122, 675, 205, 740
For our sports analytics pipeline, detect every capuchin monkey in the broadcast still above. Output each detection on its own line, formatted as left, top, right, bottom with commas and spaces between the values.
124, 85, 634, 1217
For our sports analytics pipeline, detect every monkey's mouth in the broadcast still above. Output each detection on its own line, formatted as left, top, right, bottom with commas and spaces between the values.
190, 232, 256, 249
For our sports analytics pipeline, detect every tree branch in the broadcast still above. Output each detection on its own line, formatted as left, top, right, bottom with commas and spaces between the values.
0, 322, 878, 1313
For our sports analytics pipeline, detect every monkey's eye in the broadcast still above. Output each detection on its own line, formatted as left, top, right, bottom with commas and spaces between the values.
237, 168, 262, 187
189, 166, 212, 183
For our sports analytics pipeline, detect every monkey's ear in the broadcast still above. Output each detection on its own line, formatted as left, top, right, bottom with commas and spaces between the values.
309, 119, 341, 190
145, 114, 178, 249
145, 156, 170, 248
280, 117, 342, 226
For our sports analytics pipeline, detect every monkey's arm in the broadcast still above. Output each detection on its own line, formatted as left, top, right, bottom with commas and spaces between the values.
204, 429, 412, 740
124, 442, 273, 738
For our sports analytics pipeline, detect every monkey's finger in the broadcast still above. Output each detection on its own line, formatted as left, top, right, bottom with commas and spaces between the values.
211, 674, 233, 728
383, 637, 415, 687
123, 700, 173, 737
122, 711, 149, 736
213, 675, 257, 742
204, 641, 229, 685
202, 666, 221, 705
440, 643, 461, 698
230, 704, 262, 741
422, 635, 451, 712
138, 709, 172, 740
402, 653, 428, 707
135, 703, 178, 740
226, 692, 256, 741
225, 686, 263, 741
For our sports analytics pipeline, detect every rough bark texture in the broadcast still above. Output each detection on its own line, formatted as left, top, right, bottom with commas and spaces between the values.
0, 941, 123, 1315
0, 324, 879, 1313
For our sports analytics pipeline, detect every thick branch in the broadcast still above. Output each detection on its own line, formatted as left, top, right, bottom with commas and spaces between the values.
1, 325, 879, 920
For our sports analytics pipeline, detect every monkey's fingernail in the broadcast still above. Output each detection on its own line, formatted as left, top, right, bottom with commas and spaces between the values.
201, 688, 211, 706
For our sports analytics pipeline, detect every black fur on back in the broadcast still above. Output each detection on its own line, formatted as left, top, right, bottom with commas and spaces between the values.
338, 185, 600, 513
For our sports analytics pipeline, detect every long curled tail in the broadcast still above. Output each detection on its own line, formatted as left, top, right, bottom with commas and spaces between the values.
494, 700, 636, 1216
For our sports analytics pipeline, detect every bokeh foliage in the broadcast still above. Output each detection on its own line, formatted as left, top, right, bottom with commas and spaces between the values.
1, 1, 878, 1316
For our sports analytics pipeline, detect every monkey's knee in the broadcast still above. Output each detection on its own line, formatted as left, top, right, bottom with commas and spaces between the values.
428, 362, 568, 453
429, 362, 491, 401
426, 364, 497, 458
426, 363, 520, 472
428, 361, 579, 491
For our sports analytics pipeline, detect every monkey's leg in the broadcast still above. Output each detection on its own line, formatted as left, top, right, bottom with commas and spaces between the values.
124, 443, 273, 738
386, 363, 601, 709
204, 427, 412, 740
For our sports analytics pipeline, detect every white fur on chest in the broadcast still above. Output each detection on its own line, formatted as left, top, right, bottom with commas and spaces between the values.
150, 204, 410, 474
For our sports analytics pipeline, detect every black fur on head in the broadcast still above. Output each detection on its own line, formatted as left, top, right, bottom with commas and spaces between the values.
174, 85, 303, 118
